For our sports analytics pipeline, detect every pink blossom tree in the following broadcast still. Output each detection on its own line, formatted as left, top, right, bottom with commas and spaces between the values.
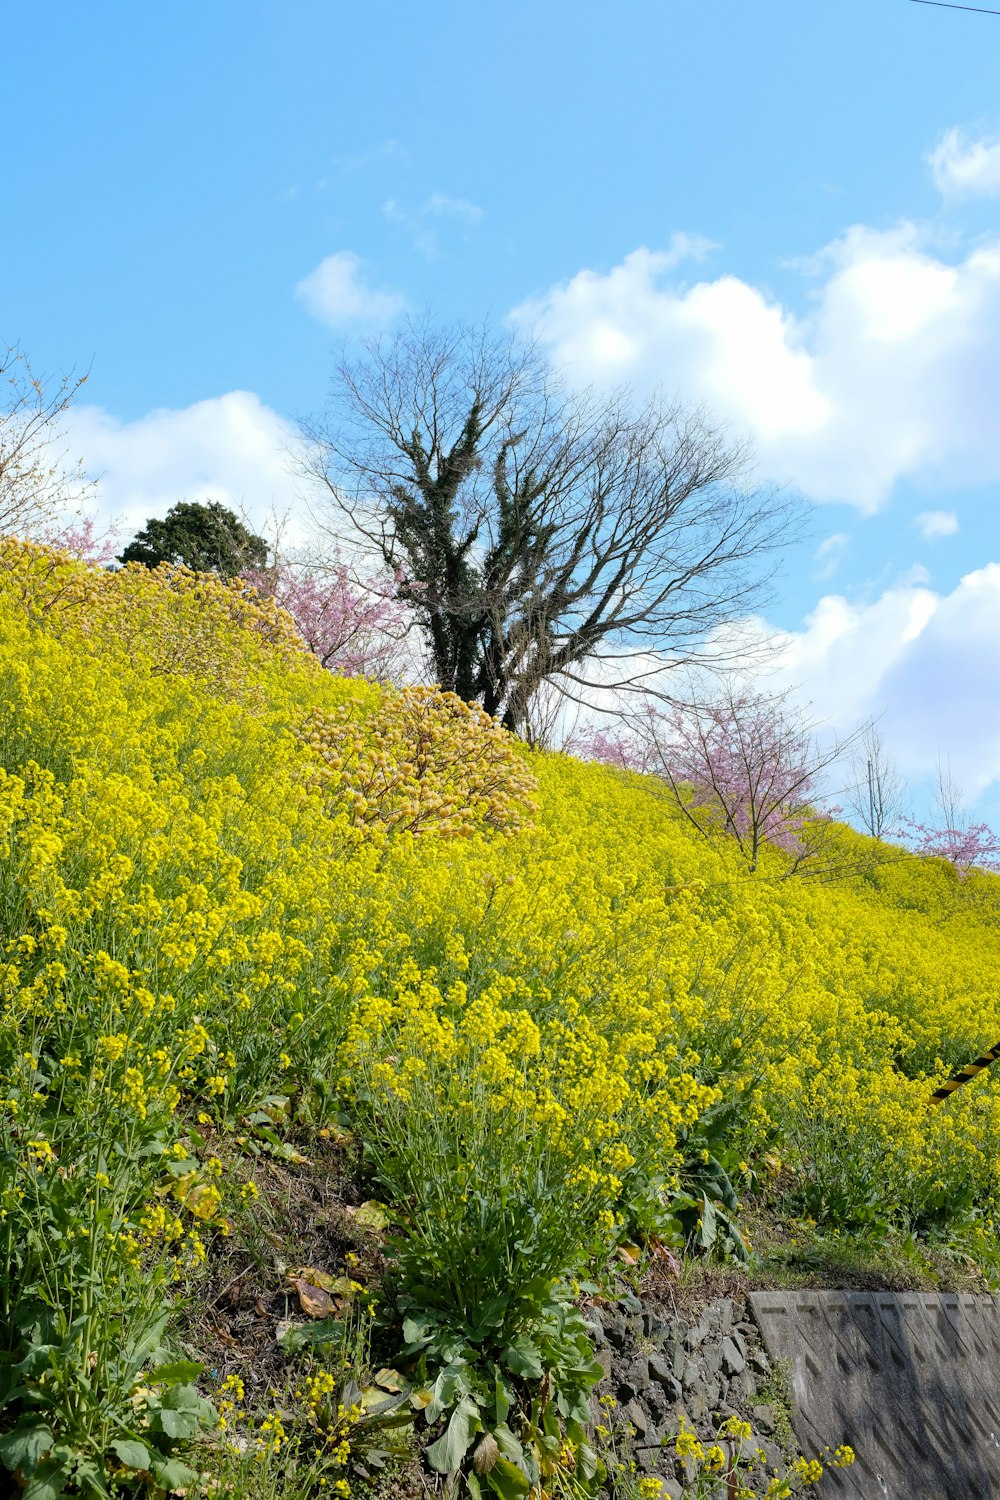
566, 723, 647, 771
577, 684, 853, 875
904, 760, 1000, 876
245, 552, 408, 681
39, 514, 120, 567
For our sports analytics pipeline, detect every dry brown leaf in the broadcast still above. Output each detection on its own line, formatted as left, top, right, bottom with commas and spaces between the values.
207, 1325, 239, 1347
649, 1240, 682, 1276
288, 1277, 336, 1318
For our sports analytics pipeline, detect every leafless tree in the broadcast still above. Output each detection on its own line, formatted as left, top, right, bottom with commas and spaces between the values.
846, 721, 907, 840
300, 320, 799, 734
934, 755, 965, 834
625, 681, 858, 877
0, 345, 93, 534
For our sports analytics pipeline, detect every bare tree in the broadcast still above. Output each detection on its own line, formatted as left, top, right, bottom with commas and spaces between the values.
301, 320, 798, 734
902, 756, 1000, 875
847, 721, 907, 840
0, 345, 93, 534
622, 682, 857, 877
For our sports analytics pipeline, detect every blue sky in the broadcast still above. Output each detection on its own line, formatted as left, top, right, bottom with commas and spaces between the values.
6, 0, 1000, 816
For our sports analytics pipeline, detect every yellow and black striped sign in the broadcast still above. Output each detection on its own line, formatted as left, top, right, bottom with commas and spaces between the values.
931, 1040, 1000, 1102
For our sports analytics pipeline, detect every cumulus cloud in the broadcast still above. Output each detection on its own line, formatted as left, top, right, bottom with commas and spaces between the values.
928, 127, 1000, 197
65, 391, 306, 538
761, 566, 1000, 798
56, 391, 1000, 810
915, 509, 959, 539
295, 251, 406, 328
513, 223, 1000, 511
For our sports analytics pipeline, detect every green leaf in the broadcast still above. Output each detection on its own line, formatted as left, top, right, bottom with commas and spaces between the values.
160, 1382, 215, 1418
426, 1360, 471, 1422
401, 1314, 431, 1349
0, 1420, 54, 1473
351, 1200, 390, 1231
486, 1458, 532, 1499
494, 1370, 511, 1426
493, 1424, 525, 1466
22, 1460, 69, 1500
111, 1438, 151, 1471
121, 1310, 171, 1382
149, 1407, 200, 1440
576, 1440, 599, 1482
698, 1193, 717, 1250
148, 1360, 204, 1386
150, 1455, 198, 1491
425, 1394, 481, 1475
278, 1315, 344, 1353
501, 1334, 543, 1380
469, 1295, 509, 1338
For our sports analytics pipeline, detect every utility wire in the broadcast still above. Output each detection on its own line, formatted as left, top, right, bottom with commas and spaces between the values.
908, 0, 1000, 14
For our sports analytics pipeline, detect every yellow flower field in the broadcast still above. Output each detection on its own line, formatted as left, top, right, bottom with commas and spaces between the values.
1, 539, 999, 1495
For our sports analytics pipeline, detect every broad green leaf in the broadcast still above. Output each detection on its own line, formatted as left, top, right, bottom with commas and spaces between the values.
0, 1420, 54, 1473
160, 1382, 214, 1417
698, 1193, 718, 1250
278, 1315, 344, 1353
576, 1440, 599, 1482
147, 1360, 203, 1386
469, 1295, 509, 1337
426, 1360, 471, 1422
22, 1460, 70, 1500
425, 1394, 481, 1475
401, 1314, 430, 1349
150, 1407, 200, 1440
493, 1424, 525, 1466
501, 1334, 543, 1380
150, 1455, 198, 1490
111, 1438, 151, 1470
486, 1458, 532, 1499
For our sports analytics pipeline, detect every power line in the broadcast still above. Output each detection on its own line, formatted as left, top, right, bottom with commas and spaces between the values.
908, 0, 1000, 14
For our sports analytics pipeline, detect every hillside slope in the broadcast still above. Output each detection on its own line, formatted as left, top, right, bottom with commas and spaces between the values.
0, 540, 996, 1497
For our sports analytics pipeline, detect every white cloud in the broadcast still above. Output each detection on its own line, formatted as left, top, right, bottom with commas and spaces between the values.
295, 251, 406, 329
814, 532, 848, 579
513, 223, 1000, 511
761, 565, 1000, 798
928, 127, 1000, 197
65, 391, 306, 538
915, 509, 959, 539
383, 190, 486, 259
58, 388, 1000, 812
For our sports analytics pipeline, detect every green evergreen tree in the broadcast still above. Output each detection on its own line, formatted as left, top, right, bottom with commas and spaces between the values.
118, 500, 268, 577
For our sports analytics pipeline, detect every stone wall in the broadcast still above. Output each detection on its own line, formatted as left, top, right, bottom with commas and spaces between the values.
588, 1294, 796, 1497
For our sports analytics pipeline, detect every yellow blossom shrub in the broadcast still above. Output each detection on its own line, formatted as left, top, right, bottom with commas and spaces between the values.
302, 685, 538, 838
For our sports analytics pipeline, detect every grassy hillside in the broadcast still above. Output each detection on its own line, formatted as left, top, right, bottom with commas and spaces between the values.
0, 540, 998, 1497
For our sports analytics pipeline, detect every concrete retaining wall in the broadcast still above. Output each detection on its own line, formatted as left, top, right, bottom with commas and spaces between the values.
750, 1290, 1000, 1499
